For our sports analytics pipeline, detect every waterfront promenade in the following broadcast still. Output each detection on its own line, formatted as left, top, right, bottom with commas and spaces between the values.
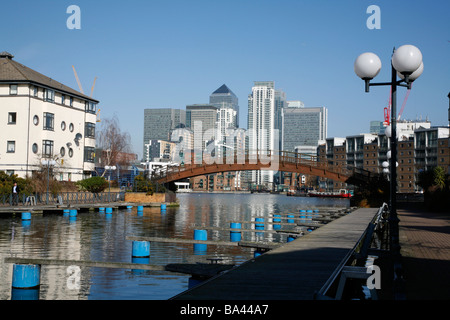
398, 205, 450, 300
172, 207, 379, 300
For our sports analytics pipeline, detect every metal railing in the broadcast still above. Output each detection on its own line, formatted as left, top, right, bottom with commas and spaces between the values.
0, 191, 125, 206
315, 203, 390, 300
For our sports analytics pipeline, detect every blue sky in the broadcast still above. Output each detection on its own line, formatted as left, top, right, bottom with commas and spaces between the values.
2, 0, 449, 158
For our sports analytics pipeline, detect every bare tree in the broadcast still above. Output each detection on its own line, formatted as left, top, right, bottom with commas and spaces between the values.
96, 116, 133, 176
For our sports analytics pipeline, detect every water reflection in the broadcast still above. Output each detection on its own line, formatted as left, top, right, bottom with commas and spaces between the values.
0, 193, 348, 300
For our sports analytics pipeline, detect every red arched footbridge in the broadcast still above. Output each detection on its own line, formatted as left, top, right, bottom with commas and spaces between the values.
153, 151, 373, 185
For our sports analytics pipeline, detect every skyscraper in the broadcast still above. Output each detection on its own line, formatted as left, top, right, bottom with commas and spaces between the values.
143, 108, 186, 161
186, 104, 218, 150
281, 106, 328, 152
209, 84, 239, 127
247, 81, 284, 186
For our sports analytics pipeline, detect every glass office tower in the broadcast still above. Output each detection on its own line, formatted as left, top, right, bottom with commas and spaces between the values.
143, 108, 185, 161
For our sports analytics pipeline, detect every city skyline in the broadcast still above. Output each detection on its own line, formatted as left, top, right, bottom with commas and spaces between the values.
2, 1, 449, 158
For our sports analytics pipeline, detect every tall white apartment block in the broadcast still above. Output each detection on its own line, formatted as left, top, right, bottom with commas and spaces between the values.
247, 81, 281, 186
0, 52, 98, 181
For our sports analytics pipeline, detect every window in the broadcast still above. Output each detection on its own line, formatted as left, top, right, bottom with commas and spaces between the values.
60, 147, 65, 157
61, 121, 66, 131
8, 112, 17, 124
33, 86, 38, 97
85, 101, 97, 114
68, 148, 73, 158
84, 146, 95, 162
7, 141, 15, 153
42, 140, 54, 158
43, 112, 54, 130
10, 84, 18, 95
61, 95, 65, 105
85, 122, 95, 138
46, 89, 55, 101
33, 115, 39, 126
44, 89, 54, 102
69, 123, 74, 132
69, 96, 73, 107
32, 143, 38, 154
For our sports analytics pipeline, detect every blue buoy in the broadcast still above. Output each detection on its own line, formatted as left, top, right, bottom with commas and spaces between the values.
160, 203, 166, 210
11, 287, 39, 300
105, 207, 113, 214
21, 212, 31, 220
287, 214, 294, 223
137, 206, 144, 212
193, 229, 207, 253
21, 220, 31, 227
69, 209, 77, 217
299, 209, 306, 213
99, 207, 105, 212
230, 222, 242, 242
63, 209, 70, 216
255, 218, 264, 230
254, 249, 264, 258
287, 235, 296, 242
132, 241, 150, 258
12, 264, 40, 289
273, 214, 281, 230
126, 205, 133, 210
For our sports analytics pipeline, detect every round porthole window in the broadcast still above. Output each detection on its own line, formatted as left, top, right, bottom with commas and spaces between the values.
61, 121, 66, 131
33, 115, 39, 126
68, 148, 73, 158
60, 147, 65, 157
69, 123, 74, 132
32, 143, 38, 154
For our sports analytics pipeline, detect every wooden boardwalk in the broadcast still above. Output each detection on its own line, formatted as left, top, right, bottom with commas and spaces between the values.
171, 207, 379, 300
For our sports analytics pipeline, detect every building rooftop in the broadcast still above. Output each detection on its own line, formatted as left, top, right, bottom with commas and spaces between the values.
212, 84, 235, 95
0, 51, 98, 102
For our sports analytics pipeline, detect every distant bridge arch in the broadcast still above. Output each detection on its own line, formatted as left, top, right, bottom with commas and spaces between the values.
153, 151, 372, 185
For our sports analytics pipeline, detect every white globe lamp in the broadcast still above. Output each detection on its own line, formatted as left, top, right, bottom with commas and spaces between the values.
392, 45, 423, 76
398, 61, 424, 82
354, 52, 382, 80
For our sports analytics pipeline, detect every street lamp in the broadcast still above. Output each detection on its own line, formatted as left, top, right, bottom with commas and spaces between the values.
355, 44, 423, 298
105, 165, 116, 201
41, 159, 57, 205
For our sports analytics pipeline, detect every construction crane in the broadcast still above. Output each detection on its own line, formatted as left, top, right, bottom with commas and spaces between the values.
90, 76, 97, 97
72, 65, 97, 98
384, 85, 411, 125
72, 65, 84, 94
72, 65, 100, 122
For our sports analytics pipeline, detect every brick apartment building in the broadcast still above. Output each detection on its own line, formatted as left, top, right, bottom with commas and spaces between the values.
318, 125, 450, 193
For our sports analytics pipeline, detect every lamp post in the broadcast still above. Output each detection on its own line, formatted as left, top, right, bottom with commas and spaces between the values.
41, 159, 57, 205
105, 165, 116, 201
354, 44, 423, 298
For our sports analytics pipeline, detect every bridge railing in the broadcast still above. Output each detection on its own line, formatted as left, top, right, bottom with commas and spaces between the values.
152, 149, 373, 183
